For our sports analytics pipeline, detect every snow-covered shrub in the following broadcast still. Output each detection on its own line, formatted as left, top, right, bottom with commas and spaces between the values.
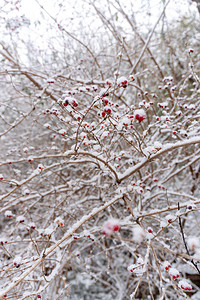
0, 0, 200, 299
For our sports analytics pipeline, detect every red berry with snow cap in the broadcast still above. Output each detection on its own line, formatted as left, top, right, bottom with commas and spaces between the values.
169, 267, 179, 279
5, 210, 13, 218
134, 109, 146, 122
179, 279, 192, 291
106, 79, 112, 86
113, 224, 120, 232
104, 106, 112, 114
163, 261, 171, 271
117, 76, 128, 88
147, 227, 153, 233
102, 219, 120, 236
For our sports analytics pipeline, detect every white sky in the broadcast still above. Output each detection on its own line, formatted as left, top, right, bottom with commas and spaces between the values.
19, 0, 197, 43
1, 0, 198, 65
4, 0, 198, 38
19, 0, 198, 25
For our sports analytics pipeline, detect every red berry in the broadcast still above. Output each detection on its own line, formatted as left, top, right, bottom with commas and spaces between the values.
102, 99, 109, 105
135, 114, 144, 122
104, 107, 111, 114
71, 100, 78, 107
63, 100, 69, 106
113, 224, 120, 232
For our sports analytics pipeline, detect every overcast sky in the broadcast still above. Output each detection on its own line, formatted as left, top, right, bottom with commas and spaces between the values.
19, 0, 197, 24
1, 0, 198, 65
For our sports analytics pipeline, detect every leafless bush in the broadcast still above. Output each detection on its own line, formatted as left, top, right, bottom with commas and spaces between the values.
0, 0, 200, 299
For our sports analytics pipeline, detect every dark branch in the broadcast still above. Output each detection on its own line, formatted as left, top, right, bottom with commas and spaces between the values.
178, 202, 200, 274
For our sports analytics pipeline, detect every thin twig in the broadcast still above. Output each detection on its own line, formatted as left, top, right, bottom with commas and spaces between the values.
178, 202, 200, 274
